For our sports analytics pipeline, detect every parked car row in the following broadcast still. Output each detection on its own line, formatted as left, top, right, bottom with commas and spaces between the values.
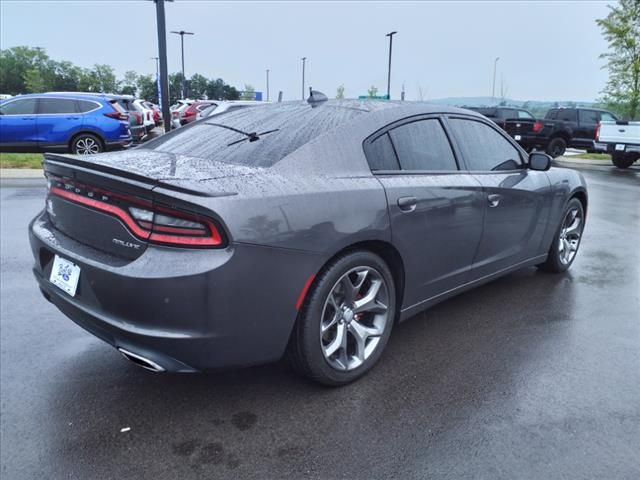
0, 92, 162, 154
169, 99, 267, 129
468, 105, 638, 168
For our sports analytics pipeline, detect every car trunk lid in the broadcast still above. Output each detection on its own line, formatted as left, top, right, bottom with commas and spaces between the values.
43, 151, 245, 260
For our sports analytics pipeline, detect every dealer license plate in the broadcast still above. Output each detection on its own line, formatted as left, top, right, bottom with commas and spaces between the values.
49, 255, 81, 297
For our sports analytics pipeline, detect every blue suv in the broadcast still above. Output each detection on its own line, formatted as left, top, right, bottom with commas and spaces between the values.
0, 93, 132, 154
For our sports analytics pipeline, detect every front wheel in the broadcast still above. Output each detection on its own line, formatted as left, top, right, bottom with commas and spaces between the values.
71, 133, 103, 155
287, 251, 396, 386
538, 198, 585, 273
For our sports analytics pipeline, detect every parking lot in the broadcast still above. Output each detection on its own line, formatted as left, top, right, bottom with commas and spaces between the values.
1, 161, 638, 479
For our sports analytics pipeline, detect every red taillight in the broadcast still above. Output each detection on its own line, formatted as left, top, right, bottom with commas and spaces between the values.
532, 120, 544, 134
48, 182, 224, 248
104, 111, 129, 121
595, 122, 601, 141
183, 109, 196, 118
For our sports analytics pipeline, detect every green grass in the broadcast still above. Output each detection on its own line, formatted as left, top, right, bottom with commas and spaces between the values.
569, 152, 611, 160
0, 152, 44, 169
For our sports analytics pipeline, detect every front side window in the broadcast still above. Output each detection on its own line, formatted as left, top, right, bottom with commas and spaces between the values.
388, 119, 457, 171
600, 112, 617, 122
38, 98, 77, 114
518, 110, 534, 119
448, 118, 522, 171
578, 110, 598, 124
0, 98, 38, 115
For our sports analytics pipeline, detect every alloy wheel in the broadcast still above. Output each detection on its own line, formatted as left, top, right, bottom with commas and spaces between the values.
558, 206, 583, 265
75, 137, 100, 155
320, 266, 390, 371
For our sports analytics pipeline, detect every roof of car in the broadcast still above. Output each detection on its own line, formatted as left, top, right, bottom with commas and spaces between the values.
2, 92, 113, 102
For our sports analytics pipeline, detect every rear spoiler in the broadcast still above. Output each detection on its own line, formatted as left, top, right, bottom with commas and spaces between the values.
43, 153, 218, 197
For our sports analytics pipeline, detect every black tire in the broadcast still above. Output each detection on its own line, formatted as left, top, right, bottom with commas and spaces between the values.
70, 133, 103, 155
538, 198, 585, 273
612, 152, 636, 169
545, 137, 567, 158
287, 250, 396, 386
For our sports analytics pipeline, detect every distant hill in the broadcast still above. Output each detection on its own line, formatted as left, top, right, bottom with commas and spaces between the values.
428, 96, 597, 109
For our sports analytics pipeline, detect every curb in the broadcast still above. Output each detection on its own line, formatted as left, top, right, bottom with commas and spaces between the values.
554, 156, 612, 167
0, 168, 45, 179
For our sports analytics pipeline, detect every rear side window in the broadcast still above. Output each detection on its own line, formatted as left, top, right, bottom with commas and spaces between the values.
448, 118, 522, 171
367, 133, 399, 171
38, 98, 77, 114
556, 109, 577, 122
388, 119, 457, 171
76, 100, 99, 113
518, 110, 534, 119
0, 98, 37, 115
578, 110, 598, 124
545, 110, 557, 119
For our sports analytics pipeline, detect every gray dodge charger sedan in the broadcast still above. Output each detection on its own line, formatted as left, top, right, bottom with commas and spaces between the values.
29, 100, 587, 385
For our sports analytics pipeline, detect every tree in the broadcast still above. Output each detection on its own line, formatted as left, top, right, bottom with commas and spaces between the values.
240, 84, 256, 100
336, 84, 345, 99
119, 70, 138, 96
189, 73, 209, 99
367, 85, 378, 98
0, 46, 49, 94
597, 0, 640, 119
137, 74, 157, 102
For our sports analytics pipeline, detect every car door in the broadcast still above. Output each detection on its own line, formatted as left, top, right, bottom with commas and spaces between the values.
364, 116, 485, 309
36, 97, 81, 150
0, 98, 39, 150
576, 109, 599, 148
446, 116, 552, 279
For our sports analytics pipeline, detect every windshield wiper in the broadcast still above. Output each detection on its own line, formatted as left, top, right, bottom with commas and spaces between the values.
204, 122, 280, 146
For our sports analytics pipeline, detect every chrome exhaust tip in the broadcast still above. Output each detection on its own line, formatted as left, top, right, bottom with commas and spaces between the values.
118, 348, 165, 372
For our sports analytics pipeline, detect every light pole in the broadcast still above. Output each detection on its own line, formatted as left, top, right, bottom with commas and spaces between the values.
301, 57, 306, 101
385, 31, 397, 100
492, 57, 500, 104
150, 56, 159, 102
170, 29, 194, 99
266, 69, 270, 102
152, 0, 172, 133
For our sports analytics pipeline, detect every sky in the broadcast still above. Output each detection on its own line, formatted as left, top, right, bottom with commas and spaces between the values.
1, 0, 613, 102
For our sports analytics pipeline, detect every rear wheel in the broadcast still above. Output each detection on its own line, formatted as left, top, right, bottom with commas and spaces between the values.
71, 133, 103, 155
287, 251, 396, 386
546, 137, 567, 158
612, 151, 636, 169
538, 198, 584, 273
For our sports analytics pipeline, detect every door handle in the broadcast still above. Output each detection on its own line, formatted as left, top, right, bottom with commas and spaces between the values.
487, 194, 502, 208
397, 196, 417, 212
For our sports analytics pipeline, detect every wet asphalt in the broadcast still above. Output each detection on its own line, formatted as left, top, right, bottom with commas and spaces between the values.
1, 163, 639, 480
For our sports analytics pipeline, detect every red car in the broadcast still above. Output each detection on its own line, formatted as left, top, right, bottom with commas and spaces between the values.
180, 101, 216, 126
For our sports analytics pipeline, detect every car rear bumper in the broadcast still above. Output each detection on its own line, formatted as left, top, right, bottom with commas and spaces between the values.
29, 211, 319, 372
511, 134, 547, 150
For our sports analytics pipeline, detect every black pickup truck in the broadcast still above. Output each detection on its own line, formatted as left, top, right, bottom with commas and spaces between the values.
466, 107, 536, 130
504, 107, 618, 157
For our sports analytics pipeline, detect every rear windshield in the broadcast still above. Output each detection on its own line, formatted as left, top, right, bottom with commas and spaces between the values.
142, 103, 368, 167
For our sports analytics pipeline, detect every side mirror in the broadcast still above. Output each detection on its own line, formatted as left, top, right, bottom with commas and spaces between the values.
529, 152, 552, 171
